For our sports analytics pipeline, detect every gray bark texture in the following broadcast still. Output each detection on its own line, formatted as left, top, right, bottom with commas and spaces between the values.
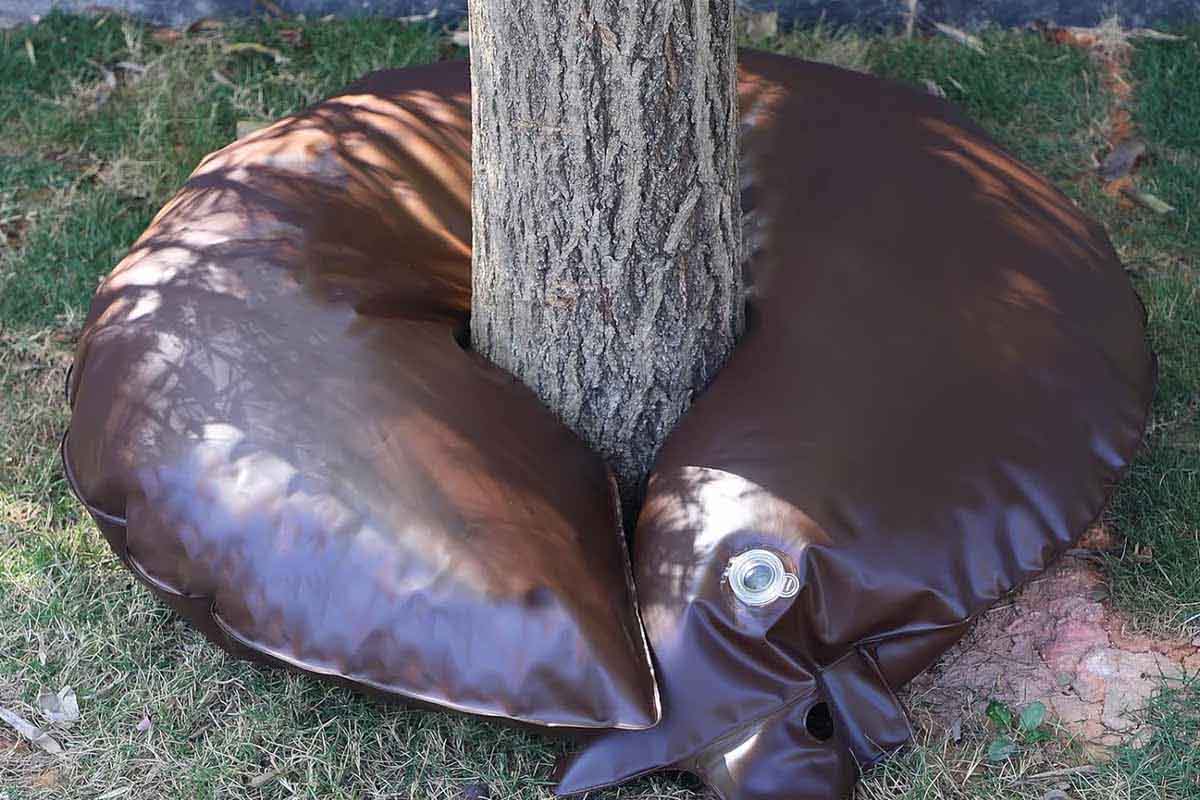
468, 0, 744, 514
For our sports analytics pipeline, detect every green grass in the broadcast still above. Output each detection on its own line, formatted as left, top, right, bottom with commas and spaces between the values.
859, 676, 1200, 799
0, 11, 444, 327
869, 31, 1109, 182
1133, 27, 1200, 151
2, 15, 1199, 800
1109, 672, 1200, 796
1097, 28, 1200, 638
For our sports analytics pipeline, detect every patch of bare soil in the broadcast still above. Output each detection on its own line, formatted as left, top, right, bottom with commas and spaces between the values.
905, 526, 1200, 754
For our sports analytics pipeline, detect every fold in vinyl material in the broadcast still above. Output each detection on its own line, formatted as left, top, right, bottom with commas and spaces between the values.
555, 51, 1154, 798
62, 61, 660, 731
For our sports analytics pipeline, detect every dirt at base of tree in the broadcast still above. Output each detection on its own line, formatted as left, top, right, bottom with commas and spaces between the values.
904, 526, 1200, 754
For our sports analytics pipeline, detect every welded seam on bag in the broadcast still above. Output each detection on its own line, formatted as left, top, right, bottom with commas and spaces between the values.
206, 609, 650, 729
59, 429, 127, 528
61, 428, 205, 600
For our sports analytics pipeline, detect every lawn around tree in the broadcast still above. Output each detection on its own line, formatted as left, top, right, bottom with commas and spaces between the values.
1, 13, 1198, 800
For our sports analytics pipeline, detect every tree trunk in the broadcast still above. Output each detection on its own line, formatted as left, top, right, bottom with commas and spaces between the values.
468, 0, 744, 516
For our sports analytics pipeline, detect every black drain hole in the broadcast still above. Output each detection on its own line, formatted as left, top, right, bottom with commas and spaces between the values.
805, 701, 835, 741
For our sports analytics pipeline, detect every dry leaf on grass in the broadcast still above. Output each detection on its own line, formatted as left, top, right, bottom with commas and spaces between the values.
31, 769, 60, 790
1098, 138, 1146, 182
36, 686, 80, 727
278, 27, 305, 48
187, 18, 226, 34
1104, 174, 1135, 198
248, 766, 285, 788
0, 731, 27, 753
150, 27, 181, 43
0, 706, 63, 755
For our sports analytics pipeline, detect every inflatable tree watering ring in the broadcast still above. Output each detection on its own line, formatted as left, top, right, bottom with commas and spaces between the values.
64, 51, 1154, 800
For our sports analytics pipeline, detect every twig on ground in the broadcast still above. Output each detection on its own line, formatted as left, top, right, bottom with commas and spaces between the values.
933, 22, 986, 55
397, 9, 438, 24
1013, 764, 1101, 782
223, 42, 290, 64
1122, 187, 1176, 214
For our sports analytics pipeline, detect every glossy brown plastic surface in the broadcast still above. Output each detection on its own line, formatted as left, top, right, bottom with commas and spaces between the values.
64, 51, 1154, 790
63, 61, 659, 731
555, 52, 1155, 798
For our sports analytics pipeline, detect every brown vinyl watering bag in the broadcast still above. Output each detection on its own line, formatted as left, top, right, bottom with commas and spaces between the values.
63, 50, 1153, 798
554, 51, 1154, 799
62, 61, 659, 732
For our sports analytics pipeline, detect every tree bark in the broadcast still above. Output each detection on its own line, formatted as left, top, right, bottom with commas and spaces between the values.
468, 0, 744, 516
